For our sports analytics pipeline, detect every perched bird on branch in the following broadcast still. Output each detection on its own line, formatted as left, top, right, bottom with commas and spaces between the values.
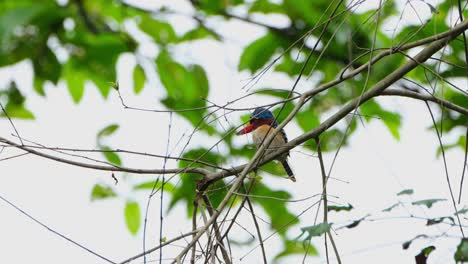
236, 107, 296, 182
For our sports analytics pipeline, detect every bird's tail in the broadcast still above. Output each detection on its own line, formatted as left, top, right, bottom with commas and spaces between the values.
281, 160, 296, 182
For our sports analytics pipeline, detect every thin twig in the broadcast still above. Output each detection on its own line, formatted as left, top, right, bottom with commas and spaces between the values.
458, 128, 468, 203
0, 136, 210, 176
159, 112, 173, 263
191, 202, 199, 264
202, 195, 232, 264
307, 138, 343, 263
220, 178, 256, 240
242, 182, 267, 264
456, 0, 468, 72
0, 101, 23, 145
0, 193, 116, 264
0, 152, 29, 162
379, 89, 468, 115
425, 102, 465, 237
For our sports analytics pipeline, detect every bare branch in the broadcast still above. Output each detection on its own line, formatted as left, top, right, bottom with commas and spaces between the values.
459, 128, 468, 203
202, 195, 231, 264
191, 202, 199, 264
379, 88, 468, 115
316, 138, 342, 264
425, 102, 465, 237
0, 101, 23, 145
0, 136, 210, 176
245, 193, 267, 264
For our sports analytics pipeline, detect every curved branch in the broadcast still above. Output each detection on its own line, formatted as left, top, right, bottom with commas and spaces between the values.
0, 137, 210, 176
380, 88, 468, 115
0, 142, 225, 171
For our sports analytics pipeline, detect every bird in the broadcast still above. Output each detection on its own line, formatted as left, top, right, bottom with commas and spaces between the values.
236, 107, 296, 182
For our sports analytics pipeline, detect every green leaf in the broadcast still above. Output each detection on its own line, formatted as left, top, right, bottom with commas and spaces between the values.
64, 61, 86, 103
383, 203, 400, 212
33, 46, 61, 85
169, 148, 225, 216
90, 184, 117, 201
133, 64, 145, 94
272, 102, 295, 124
455, 238, 468, 262
206, 180, 230, 209
402, 234, 428, 250
397, 189, 414, 196
300, 222, 332, 240
251, 183, 297, 235
89, 74, 112, 98
296, 108, 320, 132
139, 15, 177, 45
3, 102, 34, 119
101, 146, 122, 166
274, 51, 316, 77
179, 26, 220, 42
360, 99, 401, 140
0, 3, 45, 45
196, 0, 231, 14
273, 239, 317, 263
33, 77, 45, 96
345, 219, 362, 229
412, 199, 446, 208
84, 0, 143, 23
437, 135, 466, 156
249, 0, 284, 14
456, 207, 468, 215
254, 88, 292, 99
97, 124, 120, 139
125, 201, 141, 235
156, 51, 212, 131
415, 246, 435, 264
369, 54, 404, 85
0, 83, 35, 119
238, 33, 281, 73
328, 204, 353, 212
284, 0, 324, 26
169, 173, 201, 217
134, 180, 175, 193
0, 3, 64, 67
62, 33, 129, 98
229, 237, 255, 246
261, 162, 288, 176
302, 128, 346, 152
426, 216, 454, 226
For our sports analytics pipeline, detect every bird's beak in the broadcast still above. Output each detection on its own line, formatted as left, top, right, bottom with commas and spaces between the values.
236, 124, 254, 135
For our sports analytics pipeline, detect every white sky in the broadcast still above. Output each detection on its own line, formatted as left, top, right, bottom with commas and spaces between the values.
0, 0, 466, 263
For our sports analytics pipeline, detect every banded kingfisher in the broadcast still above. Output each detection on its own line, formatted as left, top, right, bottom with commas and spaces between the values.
236, 107, 296, 182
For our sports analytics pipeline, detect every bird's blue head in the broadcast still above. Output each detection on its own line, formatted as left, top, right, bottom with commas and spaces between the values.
251, 107, 275, 121
236, 107, 278, 135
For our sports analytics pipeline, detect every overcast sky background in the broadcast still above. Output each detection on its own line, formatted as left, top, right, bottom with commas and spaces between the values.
0, 0, 466, 263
